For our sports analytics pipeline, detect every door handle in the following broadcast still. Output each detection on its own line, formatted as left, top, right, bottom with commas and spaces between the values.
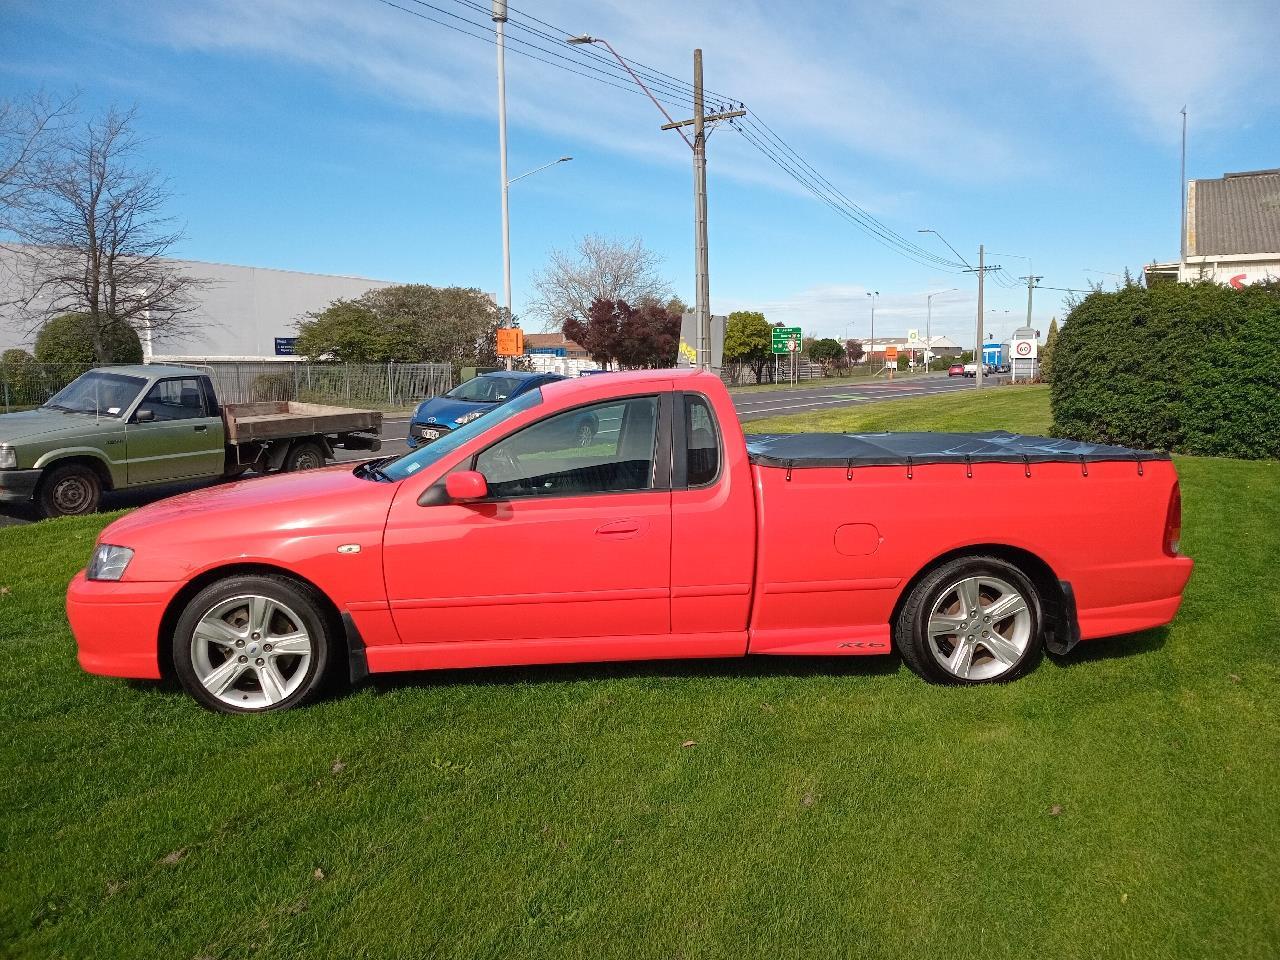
595, 519, 643, 538
194, 424, 208, 432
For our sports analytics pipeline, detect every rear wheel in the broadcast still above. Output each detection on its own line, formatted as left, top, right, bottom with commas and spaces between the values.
895, 555, 1042, 685
284, 440, 326, 472
38, 463, 102, 518
172, 575, 333, 713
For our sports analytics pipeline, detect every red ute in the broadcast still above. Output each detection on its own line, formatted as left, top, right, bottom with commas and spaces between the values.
67, 370, 1193, 713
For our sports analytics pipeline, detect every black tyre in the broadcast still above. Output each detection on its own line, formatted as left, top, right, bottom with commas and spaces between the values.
284, 440, 326, 472
172, 574, 334, 714
38, 462, 102, 518
894, 555, 1042, 685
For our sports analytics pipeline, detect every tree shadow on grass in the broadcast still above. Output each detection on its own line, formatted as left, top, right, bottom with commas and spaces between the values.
1048, 626, 1169, 670
365, 651, 905, 695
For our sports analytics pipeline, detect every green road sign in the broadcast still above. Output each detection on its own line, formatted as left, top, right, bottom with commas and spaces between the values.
771, 326, 802, 354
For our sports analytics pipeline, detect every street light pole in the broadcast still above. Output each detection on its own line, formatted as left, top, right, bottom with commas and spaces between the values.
925, 288, 958, 372
865, 290, 879, 374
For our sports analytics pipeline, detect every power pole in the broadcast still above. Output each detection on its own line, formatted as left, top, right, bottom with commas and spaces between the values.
692, 49, 711, 372
1021, 273, 1042, 328
1180, 106, 1188, 278
493, 0, 513, 370
661, 53, 744, 371
963, 246, 1000, 389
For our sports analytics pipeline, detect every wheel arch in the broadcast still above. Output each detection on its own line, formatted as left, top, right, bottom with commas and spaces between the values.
36, 454, 115, 492
891, 543, 1071, 645
156, 562, 348, 681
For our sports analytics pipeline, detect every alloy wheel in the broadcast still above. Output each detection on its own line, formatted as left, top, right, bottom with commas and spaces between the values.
925, 575, 1032, 681
190, 594, 313, 709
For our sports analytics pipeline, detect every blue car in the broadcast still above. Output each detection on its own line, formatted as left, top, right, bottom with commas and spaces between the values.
406, 371, 596, 448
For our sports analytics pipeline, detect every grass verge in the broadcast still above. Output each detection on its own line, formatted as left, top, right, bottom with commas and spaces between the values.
1, 386, 1277, 959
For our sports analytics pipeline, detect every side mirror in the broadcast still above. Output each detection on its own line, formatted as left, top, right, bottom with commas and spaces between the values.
445, 470, 488, 501
133, 409, 155, 423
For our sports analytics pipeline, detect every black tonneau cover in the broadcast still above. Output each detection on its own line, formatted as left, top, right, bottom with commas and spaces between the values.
745, 431, 1169, 468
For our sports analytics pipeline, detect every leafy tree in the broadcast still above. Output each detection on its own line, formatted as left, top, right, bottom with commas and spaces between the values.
845, 339, 865, 365
296, 285, 499, 365
1039, 316, 1060, 382
723, 310, 773, 383
529, 234, 672, 329
562, 297, 680, 370
808, 337, 845, 374
34, 312, 142, 365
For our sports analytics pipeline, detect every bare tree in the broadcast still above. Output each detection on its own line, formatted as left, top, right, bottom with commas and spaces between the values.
0, 90, 76, 234
12, 105, 204, 362
527, 234, 672, 331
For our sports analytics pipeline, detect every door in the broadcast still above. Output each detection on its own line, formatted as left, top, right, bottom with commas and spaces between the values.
125, 377, 226, 484
383, 395, 673, 646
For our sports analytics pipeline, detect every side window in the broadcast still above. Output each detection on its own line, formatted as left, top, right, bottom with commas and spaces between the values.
684, 393, 721, 486
476, 396, 659, 499
135, 378, 206, 422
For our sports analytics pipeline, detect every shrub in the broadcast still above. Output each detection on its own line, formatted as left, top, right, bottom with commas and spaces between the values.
1050, 283, 1280, 459
250, 372, 296, 402
33, 313, 143, 365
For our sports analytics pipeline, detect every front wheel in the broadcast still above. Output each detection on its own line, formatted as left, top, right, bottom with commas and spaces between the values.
172, 575, 333, 713
38, 463, 102, 518
894, 555, 1042, 685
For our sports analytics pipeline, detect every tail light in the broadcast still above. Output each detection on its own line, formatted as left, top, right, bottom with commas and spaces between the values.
1163, 483, 1182, 557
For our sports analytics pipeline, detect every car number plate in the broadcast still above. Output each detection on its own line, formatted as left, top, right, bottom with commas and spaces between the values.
417, 427, 441, 440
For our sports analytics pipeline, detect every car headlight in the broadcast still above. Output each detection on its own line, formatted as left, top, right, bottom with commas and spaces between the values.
87, 544, 135, 581
0, 445, 16, 469
455, 410, 486, 425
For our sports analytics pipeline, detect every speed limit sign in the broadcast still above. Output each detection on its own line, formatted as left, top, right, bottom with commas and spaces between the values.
1014, 340, 1037, 358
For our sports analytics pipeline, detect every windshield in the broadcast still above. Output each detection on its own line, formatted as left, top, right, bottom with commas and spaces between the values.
378, 388, 544, 482
43, 371, 147, 417
445, 375, 527, 403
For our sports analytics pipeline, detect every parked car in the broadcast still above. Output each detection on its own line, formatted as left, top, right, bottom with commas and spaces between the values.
67, 369, 1192, 713
947, 364, 965, 377
0, 366, 381, 518
406, 371, 595, 448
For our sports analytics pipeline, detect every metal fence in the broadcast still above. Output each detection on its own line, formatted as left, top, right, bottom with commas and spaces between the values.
720, 359, 831, 386
0, 360, 454, 413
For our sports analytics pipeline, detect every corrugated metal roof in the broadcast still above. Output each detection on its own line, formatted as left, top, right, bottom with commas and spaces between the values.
1192, 171, 1280, 255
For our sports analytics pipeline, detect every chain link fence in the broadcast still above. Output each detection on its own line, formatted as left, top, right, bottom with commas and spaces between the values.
0, 360, 454, 413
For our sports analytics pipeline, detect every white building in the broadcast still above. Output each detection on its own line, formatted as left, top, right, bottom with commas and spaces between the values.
0, 244, 404, 361
1145, 168, 1280, 287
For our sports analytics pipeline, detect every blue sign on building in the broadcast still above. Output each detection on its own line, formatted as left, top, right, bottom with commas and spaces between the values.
274, 337, 298, 356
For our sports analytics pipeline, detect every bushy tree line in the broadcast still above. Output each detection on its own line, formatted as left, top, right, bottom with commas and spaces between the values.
295, 285, 500, 366
1050, 281, 1280, 458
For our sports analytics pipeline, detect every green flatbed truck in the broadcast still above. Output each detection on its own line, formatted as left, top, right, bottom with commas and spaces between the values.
0, 365, 382, 518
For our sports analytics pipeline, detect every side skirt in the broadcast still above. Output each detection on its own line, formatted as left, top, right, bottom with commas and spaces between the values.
365, 632, 748, 674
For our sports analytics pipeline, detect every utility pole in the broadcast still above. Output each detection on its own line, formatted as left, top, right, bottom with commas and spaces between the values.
1180, 106, 1188, 278
572, 36, 742, 373
865, 290, 879, 374
963, 246, 1000, 389
1020, 273, 1042, 328
661, 52, 743, 371
692, 49, 711, 372
493, 0, 512, 369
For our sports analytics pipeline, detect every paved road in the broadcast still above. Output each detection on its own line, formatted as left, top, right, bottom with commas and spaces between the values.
0, 373, 1001, 528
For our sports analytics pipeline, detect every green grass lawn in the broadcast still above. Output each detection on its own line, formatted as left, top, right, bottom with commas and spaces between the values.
2, 386, 1278, 959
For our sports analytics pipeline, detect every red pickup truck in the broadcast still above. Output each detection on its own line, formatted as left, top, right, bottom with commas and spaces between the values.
67, 369, 1193, 713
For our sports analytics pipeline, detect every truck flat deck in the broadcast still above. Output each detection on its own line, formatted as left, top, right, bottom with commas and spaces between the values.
222, 402, 383, 444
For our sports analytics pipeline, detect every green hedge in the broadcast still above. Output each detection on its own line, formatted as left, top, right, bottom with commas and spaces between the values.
1050, 282, 1280, 459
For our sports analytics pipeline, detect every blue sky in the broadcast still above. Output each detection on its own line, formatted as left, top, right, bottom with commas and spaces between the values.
3, 0, 1277, 347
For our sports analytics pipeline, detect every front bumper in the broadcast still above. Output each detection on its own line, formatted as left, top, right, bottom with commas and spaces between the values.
405, 421, 452, 449
0, 468, 41, 504
66, 571, 172, 679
